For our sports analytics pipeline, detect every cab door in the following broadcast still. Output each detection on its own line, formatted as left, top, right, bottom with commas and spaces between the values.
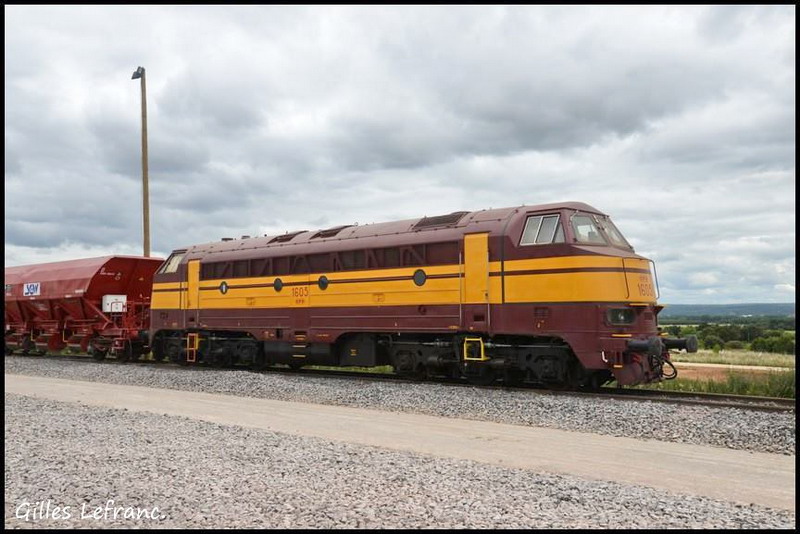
184, 259, 201, 327
462, 233, 491, 331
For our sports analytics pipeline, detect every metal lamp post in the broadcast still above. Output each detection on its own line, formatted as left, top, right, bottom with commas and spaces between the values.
131, 66, 150, 257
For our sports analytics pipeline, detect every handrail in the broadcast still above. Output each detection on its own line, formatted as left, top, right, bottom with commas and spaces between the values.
621, 258, 630, 299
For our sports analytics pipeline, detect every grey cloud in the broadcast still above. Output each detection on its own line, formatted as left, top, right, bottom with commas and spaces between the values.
4, 6, 795, 304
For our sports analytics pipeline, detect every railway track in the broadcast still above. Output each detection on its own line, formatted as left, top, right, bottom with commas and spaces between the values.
5, 352, 795, 413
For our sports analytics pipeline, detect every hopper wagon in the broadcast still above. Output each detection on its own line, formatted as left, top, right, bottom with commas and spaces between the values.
4, 256, 163, 361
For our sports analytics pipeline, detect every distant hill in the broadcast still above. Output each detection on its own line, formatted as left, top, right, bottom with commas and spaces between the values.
659, 303, 795, 317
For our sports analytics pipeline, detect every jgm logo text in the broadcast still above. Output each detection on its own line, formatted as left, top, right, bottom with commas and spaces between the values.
23, 283, 41, 296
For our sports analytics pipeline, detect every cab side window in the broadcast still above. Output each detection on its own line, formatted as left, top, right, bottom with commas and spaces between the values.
520, 215, 563, 245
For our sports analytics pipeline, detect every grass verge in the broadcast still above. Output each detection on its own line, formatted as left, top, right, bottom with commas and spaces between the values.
632, 369, 796, 398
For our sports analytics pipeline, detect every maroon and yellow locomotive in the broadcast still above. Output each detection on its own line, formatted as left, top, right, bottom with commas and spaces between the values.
148, 202, 696, 387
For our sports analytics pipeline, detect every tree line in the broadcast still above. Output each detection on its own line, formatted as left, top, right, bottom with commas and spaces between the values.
660, 316, 795, 354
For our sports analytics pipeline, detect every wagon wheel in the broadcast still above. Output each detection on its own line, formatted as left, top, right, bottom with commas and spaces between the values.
21, 337, 35, 356
116, 341, 132, 363
128, 348, 141, 362
288, 361, 303, 370
89, 344, 107, 361
5, 342, 13, 356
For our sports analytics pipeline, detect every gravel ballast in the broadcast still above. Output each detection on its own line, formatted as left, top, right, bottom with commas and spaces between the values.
4, 393, 795, 529
4, 356, 795, 455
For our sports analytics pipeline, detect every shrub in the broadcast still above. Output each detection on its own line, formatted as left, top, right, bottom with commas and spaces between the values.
703, 335, 724, 350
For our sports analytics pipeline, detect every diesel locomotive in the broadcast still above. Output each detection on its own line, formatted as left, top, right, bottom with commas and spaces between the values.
148, 202, 697, 387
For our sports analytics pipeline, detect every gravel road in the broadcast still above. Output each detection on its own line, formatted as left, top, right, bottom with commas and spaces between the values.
5, 356, 794, 455
5, 394, 795, 529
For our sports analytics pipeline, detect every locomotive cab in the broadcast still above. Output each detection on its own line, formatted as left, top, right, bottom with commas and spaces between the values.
495, 204, 697, 387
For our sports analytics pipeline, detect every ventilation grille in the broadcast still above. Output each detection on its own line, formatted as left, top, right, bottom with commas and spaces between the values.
413, 211, 469, 230
268, 231, 306, 244
311, 225, 353, 239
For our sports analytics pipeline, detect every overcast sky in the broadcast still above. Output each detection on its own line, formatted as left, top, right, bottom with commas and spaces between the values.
4, 5, 795, 304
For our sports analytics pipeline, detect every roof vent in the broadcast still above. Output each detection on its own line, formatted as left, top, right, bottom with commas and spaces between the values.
311, 225, 353, 239
413, 211, 469, 230
268, 230, 306, 244
241, 235, 250, 239
221, 237, 234, 242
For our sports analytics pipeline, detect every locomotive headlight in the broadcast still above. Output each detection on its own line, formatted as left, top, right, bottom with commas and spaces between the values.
607, 308, 636, 325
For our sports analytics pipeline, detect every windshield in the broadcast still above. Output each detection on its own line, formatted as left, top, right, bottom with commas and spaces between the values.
158, 251, 186, 274
569, 213, 633, 250
570, 214, 607, 244
598, 216, 632, 249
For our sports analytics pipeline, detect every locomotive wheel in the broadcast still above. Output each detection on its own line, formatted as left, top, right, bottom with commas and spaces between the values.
391, 350, 416, 375
250, 350, 267, 371
582, 370, 613, 390
152, 338, 166, 362
90, 347, 107, 361
466, 366, 496, 386
165, 340, 184, 365
4, 343, 12, 356
208, 347, 232, 368
502, 369, 524, 387
414, 363, 429, 380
